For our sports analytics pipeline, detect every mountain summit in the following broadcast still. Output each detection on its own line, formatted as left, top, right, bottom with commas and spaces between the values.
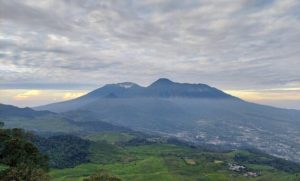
35, 78, 235, 113
149, 78, 175, 86
147, 78, 234, 98
83, 78, 234, 99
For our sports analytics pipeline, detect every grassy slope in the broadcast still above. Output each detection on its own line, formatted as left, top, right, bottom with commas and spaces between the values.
85, 132, 134, 143
50, 144, 300, 181
1, 116, 80, 133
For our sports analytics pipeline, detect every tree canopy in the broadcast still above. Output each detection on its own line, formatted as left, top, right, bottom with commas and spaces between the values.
0, 122, 49, 180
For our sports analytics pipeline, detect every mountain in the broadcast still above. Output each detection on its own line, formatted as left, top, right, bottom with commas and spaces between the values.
0, 104, 51, 118
146, 78, 235, 98
80, 78, 236, 99
36, 78, 235, 113
35, 79, 300, 162
0, 103, 131, 135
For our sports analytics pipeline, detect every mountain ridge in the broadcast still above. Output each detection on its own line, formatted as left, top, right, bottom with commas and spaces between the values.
0, 103, 133, 135
36, 78, 236, 112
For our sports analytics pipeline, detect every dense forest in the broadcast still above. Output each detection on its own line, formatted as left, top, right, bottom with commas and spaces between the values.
33, 135, 91, 168
0, 122, 121, 181
0, 122, 49, 180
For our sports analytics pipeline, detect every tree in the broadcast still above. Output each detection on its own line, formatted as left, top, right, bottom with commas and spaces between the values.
0, 163, 49, 181
0, 125, 49, 180
0, 129, 48, 169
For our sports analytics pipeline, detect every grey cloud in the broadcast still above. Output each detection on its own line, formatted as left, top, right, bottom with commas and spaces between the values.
0, 82, 97, 90
0, 0, 299, 90
0, 0, 70, 31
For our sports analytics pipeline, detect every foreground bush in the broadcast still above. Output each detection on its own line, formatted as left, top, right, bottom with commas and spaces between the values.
0, 164, 49, 181
83, 170, 122, 181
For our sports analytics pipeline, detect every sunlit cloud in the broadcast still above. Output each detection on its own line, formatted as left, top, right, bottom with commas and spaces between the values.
225, 88, 300, 109
225, 88, 300, 101
63, 92, 86, 100
13, 90, 42, 100
0, 89, 88, 107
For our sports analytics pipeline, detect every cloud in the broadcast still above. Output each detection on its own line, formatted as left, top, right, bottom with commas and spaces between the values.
0, 89, 88, 107
225, 88, 300, 101
0, 0, 299, 108
63, 92, 86, 100
13, 90, 42, 100
225, 87, 300, 109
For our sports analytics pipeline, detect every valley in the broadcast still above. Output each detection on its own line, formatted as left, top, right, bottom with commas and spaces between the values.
1, 79, 300, 180
48, 132, 300, 181
1, 101, 300, 180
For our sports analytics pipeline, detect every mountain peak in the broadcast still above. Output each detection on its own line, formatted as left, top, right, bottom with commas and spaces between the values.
116, 82, 139, 89
150, 78, 175, 87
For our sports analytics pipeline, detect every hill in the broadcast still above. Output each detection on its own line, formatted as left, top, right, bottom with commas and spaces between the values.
49, 134, 300, 181
0, 103, 132, 135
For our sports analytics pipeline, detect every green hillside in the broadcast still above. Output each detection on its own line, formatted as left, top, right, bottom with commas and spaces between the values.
49, 136, 300, 181
0, 103, 132, 135
1, 104, 300, 181
1, 119, 300, 181
85, 132, 135, 143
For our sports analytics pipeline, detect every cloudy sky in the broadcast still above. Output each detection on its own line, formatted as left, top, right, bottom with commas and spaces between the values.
0, 0, 300, 109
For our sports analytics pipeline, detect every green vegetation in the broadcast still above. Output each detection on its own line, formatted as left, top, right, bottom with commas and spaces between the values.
0, 164, 9, 171
85, 132, 135, 143
33, 135, 91, 168
1, 115, 80, 133
83, 170, 122, 181
49, 134, 300, 181
0, 104, 132, 135
0, 164, 50, 181
88, 141, 130, 164
234, 149, 300, 173
50, 144, 300, 181
0, 122, 49, 180
1, 117, 300, 181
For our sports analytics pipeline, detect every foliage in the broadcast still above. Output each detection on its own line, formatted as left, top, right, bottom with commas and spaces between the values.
0, 123, 49, 180
0, 128, 48, 169
34, 134, 91, 168
88, 141, 131, 164
234, 149, 300, 173
0, 163, 49, 181
123, 138, 155, 146
83, 170, 122, 181
50, 142, 300, 181
85, 132, 134, 144
2, 118, 300, 181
